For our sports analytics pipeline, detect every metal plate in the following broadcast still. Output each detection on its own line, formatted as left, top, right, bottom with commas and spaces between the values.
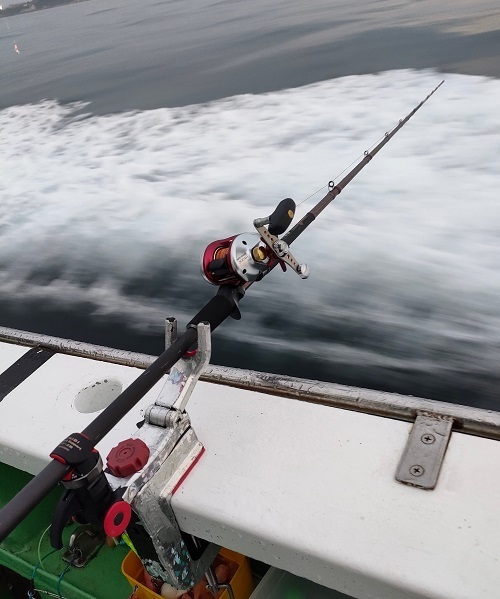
396, 413, 453, 489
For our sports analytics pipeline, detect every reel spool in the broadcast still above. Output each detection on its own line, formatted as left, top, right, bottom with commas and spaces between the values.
201, 233, 269, 286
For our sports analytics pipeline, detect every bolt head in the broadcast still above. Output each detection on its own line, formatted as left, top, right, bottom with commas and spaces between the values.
421, 434, 435, 444
409, 465, 425, 477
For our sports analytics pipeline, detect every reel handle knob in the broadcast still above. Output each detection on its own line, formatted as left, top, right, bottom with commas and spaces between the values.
298, 264, 309, 279
268, 198, 296, 236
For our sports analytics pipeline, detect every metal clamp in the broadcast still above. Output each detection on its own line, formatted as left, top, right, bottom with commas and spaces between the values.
62, 525, 106, 568
147, 319, 211, 417
109, 319, 211, 500
132, 427, 219, 589
106, 319, 216, 590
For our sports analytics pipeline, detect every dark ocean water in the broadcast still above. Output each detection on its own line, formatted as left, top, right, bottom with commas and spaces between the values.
1, 0, 500, 410
2, 0, 500, 113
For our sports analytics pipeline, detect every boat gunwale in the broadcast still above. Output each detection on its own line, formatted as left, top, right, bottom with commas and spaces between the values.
1, 325, 499, 441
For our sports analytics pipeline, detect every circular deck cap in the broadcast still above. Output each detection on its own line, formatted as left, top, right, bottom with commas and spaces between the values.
106, 438, 150, 478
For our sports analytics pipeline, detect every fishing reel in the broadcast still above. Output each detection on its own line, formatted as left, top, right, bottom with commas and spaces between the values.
201, 198, 309, 286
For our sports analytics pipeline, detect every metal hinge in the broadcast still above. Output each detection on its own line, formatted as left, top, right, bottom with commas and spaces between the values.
144, 319, 211, 428
395, 412, 453, 490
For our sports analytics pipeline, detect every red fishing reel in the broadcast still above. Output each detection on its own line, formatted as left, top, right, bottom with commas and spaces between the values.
201, 198, 309, 286
201, 233, 270, 286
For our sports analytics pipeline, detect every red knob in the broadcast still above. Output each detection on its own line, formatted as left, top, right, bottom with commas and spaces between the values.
104, 501, 132, 537
106, 438, 150, 478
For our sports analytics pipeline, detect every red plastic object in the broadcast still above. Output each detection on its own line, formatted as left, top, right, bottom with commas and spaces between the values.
106, 438, 150, 478
104, 501, 132, 537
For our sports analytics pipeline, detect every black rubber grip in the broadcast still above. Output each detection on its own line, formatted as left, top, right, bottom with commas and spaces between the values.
0, 459, 68, 543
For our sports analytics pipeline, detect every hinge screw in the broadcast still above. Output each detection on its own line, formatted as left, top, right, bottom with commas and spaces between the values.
421, 434, 435, 444
409, 465, 425, 477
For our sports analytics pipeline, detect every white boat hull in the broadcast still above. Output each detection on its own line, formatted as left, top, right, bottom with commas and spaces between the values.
0, 332, 499, 599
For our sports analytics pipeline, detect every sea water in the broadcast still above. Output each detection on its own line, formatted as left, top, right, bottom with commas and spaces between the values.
1, 1, 500, 409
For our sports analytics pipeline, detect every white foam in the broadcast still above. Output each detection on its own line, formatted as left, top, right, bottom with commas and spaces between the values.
1, 69, 500, 383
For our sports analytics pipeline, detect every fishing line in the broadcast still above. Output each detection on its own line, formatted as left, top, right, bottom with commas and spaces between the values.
282, 80, 444, 245
296, 110, 425, 210
296, 184, 328, 208
37, 524, 52, 568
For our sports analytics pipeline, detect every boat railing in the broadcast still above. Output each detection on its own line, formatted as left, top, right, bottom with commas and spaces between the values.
1, 325, 500, 441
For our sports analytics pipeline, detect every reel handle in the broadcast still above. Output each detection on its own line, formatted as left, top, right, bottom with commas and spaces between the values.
268, 198, 296, 235
253, 197, 296, 236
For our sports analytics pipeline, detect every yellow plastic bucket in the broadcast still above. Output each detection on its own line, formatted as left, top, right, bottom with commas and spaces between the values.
122, 547, 254, 599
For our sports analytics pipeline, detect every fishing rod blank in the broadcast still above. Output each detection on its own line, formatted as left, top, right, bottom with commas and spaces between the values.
283, 81, 444, 245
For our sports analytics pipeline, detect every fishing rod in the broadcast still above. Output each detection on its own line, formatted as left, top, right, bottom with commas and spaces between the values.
283, 80, 444, 246
0, 81, 443, 544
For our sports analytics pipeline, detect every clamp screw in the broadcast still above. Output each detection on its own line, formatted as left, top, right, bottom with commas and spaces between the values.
421, 434, 435, 444
409, 465, 425, 477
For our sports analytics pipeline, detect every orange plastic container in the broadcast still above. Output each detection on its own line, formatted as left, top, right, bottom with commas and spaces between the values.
122, 547, 254, 599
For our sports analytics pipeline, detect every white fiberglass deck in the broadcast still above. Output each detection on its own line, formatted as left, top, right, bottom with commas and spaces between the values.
0, 341, 499, 599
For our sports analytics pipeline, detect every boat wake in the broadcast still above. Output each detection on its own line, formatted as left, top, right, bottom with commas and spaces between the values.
1, 69, 500, 408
